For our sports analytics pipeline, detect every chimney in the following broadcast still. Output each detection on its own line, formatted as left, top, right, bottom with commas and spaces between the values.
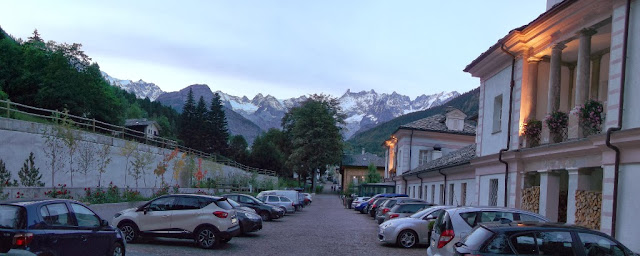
361, 148, 365, 155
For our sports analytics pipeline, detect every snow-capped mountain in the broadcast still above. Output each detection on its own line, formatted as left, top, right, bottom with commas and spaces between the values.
101, 72, 164, 101
338, 90, 460, 138
157, 85, 458, 139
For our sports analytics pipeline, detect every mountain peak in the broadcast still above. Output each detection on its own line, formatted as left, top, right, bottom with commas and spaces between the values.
101, 71, 165, 101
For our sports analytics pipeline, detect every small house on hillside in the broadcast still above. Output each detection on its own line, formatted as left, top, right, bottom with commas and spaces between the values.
125, 119, 160, 139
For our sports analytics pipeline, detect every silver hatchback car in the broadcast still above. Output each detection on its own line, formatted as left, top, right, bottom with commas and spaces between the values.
427, 206, 549, 256
258, 195, 296, 214
379, 206, 454, 248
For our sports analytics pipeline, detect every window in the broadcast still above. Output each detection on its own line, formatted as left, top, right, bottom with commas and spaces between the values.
431, 185, 435, 203
148, 196, 177, 211
71, 203, 100, 227
461, 183, 467, 206
238, 195, 255, 204
449, 183, 455, 205
459, 212, 478, 227
511, 232, 576, 256
489, 179, 499, 206
280, 197, 291, 202
174, 197, 213, 210
267, 196, 279, 202
214, 199, 233, 210
439, 184, 444, 205
578, 232, 625, 256
493, 94, 503, 133
0, 205, 25, 229
479, 211, 514, 223
40, 203, 72, 226
418, 150, 430, 165
519, 213, 547, 222
482, 233, 514, 254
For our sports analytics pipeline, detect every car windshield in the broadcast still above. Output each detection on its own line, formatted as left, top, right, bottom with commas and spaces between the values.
0, 205, 25, 229
410, 208, 434, 218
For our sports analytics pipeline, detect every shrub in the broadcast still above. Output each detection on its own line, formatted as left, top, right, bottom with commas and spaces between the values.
523, 119, 542, 147
45, 184, 73, 199
577, 99, 604, 135
545, 111, 568, 134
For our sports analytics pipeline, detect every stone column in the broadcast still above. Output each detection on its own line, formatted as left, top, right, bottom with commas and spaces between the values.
566, 168, 593, 224
569, 29, 597, 139
539, 170, 560, 222
590, 54, 603, 100
524, 57, 541, 122
567, 64, 576, 109
542, 43, 566, 144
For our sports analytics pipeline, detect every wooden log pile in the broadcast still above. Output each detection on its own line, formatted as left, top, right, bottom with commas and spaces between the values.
521, 186, 540, 213
575, 190, 602, 230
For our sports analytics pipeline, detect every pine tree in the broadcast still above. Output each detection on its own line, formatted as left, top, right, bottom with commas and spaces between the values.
207, 93, 229, 155
0, 159, 13, 186
18, 152, 44, 187
194, 96, 208, 152
179, 89, 196, 148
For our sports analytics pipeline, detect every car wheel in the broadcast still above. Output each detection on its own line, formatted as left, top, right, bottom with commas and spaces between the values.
110, 242, 125, 256
397, 230, 418, 248
118, 222, 139, 243
195, 226, 219, 249
259, 211, 271, 221
279, 206, 287, 214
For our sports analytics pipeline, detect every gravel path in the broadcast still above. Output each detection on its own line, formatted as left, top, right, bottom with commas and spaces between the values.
126, 193, 427, 256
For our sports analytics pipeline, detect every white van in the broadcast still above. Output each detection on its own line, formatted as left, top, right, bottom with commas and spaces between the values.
257, 190, 303, 211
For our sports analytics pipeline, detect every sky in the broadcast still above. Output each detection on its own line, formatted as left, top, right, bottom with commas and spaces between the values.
1, 1, 546, 100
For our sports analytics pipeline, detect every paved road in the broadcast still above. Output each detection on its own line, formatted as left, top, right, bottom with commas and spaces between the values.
126, 193, 427, 256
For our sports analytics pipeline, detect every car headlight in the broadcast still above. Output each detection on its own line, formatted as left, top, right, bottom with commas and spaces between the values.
380, 222, 393, 230
247, 213, 261, 220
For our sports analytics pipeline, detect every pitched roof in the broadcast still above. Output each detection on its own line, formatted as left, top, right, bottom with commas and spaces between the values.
342, 152, 385, 168
125, 119, 159, 129
399, 114, 476, 136
404, 144, 476, 176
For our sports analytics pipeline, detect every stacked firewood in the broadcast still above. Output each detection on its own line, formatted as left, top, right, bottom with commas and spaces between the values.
521, 186, 540, 213
575, 190, 602, 230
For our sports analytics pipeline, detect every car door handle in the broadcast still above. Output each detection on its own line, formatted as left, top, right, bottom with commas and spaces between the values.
162, 215, 169, 218
80, 235, 88, 242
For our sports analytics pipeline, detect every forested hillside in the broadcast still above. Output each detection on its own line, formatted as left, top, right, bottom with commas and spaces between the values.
0, 27, 180, 140
345, 87, 479, 155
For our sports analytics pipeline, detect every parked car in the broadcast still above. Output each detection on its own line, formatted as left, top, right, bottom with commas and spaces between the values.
375, 198, 427, 224
354, 201, 369, 213
222, 193, 284, 221
0, 199, 125, 256
257, 195, 296, 214
368, 198, 391, 218
365, 193, 408, 215
227, 199, 262, 234
379, 206, 454, 248
427, 206, 549, 256
113, 194, 240, 249
351, 197, 370, 209
454, 222, 639, 256
257, 190, 304, 211
382, 202, 433, 223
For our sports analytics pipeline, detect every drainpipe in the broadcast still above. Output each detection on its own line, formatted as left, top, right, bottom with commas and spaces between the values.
402, 175, 408, 195
439, 169, 447, 204
605, 0, 630, 239
499, 43, 516, 208
418, 174, 424, 199
409, 130, 414, 171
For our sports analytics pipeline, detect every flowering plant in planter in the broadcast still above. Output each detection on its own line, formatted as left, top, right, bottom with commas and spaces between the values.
545, 111, 568, 143
523, 119, 542, 147
577, 99, 604, 136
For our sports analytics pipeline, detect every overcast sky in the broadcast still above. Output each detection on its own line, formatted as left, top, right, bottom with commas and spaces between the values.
2, 1, 546, 99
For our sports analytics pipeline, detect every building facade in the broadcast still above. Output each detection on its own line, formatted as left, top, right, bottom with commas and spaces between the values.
340, 151, 385, 193
464, 0, 639, 251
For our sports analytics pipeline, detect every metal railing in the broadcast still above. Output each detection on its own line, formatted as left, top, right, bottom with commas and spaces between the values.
0, 99, 276, 176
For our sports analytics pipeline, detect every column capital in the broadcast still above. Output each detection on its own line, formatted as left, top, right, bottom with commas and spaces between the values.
552, 43, 567, 51
527, 57, 543, 63
579, 28, 598, 37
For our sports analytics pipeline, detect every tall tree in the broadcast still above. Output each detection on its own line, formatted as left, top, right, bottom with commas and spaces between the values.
282, 94, 345, 191
206, 93, 229, 155
193, 96, 208, 152
249, 129, 288, 176
228, 135, 249, 164
365, 163, 381, 183
18, 152, 44, 187
179, 89, 196, 147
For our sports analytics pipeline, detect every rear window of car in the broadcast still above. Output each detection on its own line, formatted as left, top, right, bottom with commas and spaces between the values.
394, 204, 428, 213
434, 211, 453, 235
481, 233, 513, 253
0, 205, 26, 229
460, 226, 495, 251
460, 212, 478, 227
280, 197, 291, 202
215, 199, 233, 210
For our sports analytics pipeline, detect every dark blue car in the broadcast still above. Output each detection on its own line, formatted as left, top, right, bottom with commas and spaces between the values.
354, 201, 368, 213
0, 199, 125, 256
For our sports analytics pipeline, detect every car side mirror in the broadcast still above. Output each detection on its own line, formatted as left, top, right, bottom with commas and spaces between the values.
100, 219, 109, 227
455, 242, 464, 248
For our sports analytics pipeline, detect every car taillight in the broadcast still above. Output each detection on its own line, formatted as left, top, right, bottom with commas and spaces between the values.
292, 202, 295, 206
389, 214, 399, 219
372, 204, 377, 208
382, 208, 390, 214
213, 211, 228, 218
437, 229, 455, 248
13, 233, 34, 247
